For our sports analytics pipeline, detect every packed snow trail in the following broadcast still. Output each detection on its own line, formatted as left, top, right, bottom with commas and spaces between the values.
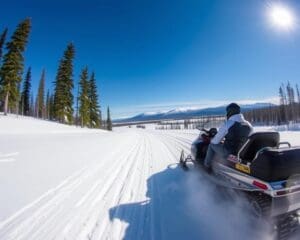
1, 117, 300, 239
0, 123, 200, 240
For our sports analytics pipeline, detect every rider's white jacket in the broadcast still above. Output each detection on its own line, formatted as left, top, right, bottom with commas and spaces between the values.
211, 113, 253, 144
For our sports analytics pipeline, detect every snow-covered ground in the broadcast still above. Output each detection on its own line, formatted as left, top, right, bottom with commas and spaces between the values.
0, 115, 300, 240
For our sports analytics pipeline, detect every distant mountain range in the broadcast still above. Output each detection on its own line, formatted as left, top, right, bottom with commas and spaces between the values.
114, 103, 275, 123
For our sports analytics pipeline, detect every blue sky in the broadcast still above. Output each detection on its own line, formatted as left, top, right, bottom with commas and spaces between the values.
1, 0, 300, 119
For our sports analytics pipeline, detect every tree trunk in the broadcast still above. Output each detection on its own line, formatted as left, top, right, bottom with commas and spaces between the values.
4, 92, 9, 115
16, 101, 19, 117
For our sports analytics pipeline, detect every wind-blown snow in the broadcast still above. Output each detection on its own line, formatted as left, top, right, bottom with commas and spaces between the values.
0, 115, 299, 239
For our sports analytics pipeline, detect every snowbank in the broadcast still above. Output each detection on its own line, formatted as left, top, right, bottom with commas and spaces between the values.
0, 114, 106, 135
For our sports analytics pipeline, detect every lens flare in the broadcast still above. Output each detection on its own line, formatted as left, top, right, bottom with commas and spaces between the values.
268, 4, 295, 31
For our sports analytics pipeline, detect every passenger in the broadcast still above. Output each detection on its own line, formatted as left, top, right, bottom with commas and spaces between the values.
203, 103, 253, 172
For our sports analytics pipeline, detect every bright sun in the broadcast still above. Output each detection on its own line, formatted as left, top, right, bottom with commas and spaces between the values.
268, 4, 295, 30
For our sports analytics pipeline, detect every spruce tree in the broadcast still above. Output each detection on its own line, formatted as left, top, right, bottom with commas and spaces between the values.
296, 84, 300, 103
75, 80, 79, 125
49, 93, 55, 120
16, 82, 21, 115
107, 106, 112, 131
279, 85, 286, 106
79, 67, 90, 127
0, 28, 8, 63
35, 94, 38, 117
279, 84, 287, 123
88, 72, 101, 128
0, 19, 31, 115
21, 67, 31, 116
295, 84, 300, 121
45, 90, 50, 119
37, 69, 45, 118
286, 82, 295, 105
29, 92, 34, 116
286, 82, 296, 120
53, 43, 75, 124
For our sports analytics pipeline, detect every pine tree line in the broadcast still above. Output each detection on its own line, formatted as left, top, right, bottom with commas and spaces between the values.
244, 82, 300, 125
0, 19, 113, 131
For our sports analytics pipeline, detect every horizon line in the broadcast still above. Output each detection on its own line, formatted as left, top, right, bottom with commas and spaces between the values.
111, 97, 279, 120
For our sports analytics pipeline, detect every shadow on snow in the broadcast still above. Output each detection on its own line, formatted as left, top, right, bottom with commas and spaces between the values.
109, 164, 271, 240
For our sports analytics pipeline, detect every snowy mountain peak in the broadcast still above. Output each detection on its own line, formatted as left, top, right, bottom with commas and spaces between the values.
114, 102, 275, 123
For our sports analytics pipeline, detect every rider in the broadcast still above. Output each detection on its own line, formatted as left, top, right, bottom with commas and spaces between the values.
204, 103, 253, 172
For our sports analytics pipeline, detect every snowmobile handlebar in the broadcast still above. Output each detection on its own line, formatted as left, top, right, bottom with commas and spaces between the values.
196, 127, 218, 138
195, 127, 210, 133
201, 128, 210, 134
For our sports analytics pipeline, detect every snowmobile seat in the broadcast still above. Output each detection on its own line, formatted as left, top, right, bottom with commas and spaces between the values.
238, 132, 280, 163
251, 147, 300, 181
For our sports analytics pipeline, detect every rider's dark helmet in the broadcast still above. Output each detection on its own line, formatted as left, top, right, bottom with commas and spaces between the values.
226, 103, 241, 119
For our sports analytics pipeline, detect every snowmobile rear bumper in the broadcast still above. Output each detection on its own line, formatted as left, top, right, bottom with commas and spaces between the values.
271, 191, 300, 217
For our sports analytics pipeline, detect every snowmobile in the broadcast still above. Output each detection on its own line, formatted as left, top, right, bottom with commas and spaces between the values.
180, 128, 300, 240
